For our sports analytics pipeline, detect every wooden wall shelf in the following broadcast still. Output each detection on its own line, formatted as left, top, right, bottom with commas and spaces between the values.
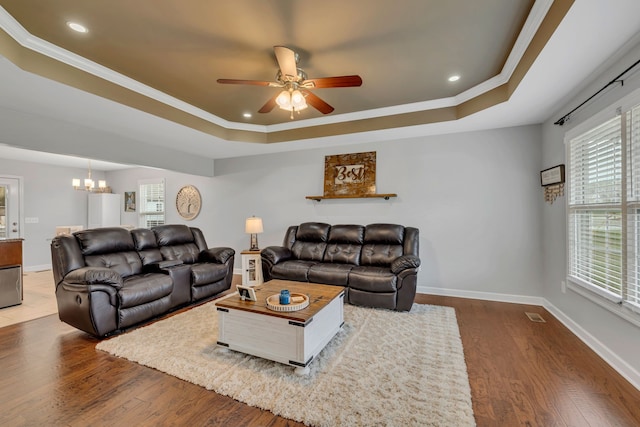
305, 193, 397, 202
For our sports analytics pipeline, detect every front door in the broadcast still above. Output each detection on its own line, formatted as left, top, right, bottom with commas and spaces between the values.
0, 177, 22, 239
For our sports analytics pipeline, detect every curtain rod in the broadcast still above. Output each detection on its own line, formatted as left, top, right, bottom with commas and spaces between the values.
554, 58, 640, 126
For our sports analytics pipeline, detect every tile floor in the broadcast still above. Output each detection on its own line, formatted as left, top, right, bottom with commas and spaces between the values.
0, 270, 58, 328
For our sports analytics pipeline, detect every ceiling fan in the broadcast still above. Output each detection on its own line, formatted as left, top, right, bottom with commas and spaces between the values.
217, 46, 362, 118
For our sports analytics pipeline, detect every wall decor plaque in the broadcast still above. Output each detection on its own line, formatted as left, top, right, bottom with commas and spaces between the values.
176, 185, 201, 220
540, 164, 565, 186
323, 151, 377, 197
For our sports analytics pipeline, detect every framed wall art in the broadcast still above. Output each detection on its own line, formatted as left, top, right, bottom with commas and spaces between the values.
540, 164, 565, 186
323, 151, 377, 197
176, 185, 202, 220
124, 191, 136, 212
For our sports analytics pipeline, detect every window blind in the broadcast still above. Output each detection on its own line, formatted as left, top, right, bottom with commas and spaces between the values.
568, 99, 640, 315
625, 106, 640, 310
568, 116, 622, 300
138, 179, 165, 228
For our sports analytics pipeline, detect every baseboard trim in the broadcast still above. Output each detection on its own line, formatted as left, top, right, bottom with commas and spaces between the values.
542, 299, 640, 391
417, 285, 640, 391
418, 285, 545, 306
24, 264, 52, 273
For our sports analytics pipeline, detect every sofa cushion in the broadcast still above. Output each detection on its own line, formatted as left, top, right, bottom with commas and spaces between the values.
119, 273, 173, 308
296, 222, 330, 242
360, 244, 404, 267
291, 241, 327, 262
131, 228, 158, 250
84, 251, 143, 278
75, 227, 135, 255
308, 263, 354, 286
348, 266, 397, 292
160, 243, 200, 264
190, 262, 228, 286
153, 224, 194, 246
323, 243, 362, 265
328, 224, 364, 244
271, 260, 318, 281
364, 224, 405, 245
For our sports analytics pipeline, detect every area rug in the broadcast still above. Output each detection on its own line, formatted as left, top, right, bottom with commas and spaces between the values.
96, 300, 475, 427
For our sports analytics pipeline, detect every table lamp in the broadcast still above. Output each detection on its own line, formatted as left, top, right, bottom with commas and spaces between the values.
245, 216, 264, 251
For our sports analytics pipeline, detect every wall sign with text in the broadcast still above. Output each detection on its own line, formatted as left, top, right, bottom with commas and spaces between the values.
323, 151, 377, 197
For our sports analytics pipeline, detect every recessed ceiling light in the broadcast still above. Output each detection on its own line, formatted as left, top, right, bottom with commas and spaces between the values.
66, 22, 88, 33
448, 75, 460, 82
243, 113, 252, 119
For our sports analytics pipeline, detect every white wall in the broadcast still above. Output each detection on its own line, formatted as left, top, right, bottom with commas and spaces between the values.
541, 37, 640, 386
105, 167, 224, 246
4, 125, 544, 299
0, 159, 106, 270
213, 124, 544, 296
0, 160, 221, 269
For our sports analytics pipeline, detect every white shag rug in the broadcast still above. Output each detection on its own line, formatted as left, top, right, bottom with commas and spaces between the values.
97, 301, 475, 427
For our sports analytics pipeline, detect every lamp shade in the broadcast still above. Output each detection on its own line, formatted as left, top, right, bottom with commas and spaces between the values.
245, 217, 264, 234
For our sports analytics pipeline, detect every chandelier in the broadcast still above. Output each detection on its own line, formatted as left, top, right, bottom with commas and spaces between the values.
72, 160, 110, 192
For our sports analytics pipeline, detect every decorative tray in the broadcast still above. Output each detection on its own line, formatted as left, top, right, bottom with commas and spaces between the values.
266, 293, 310, 312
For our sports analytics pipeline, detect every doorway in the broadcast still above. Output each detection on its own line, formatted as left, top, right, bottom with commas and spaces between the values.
0, 177, 22, 239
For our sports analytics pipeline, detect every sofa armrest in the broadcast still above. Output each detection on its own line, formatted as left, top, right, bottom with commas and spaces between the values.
200, 247, 235, 264
390, 255, 421, 274
61, 267, 122, 307
60, 282, 120, 306
261, 246, 292, 265
64, 267, 123, 289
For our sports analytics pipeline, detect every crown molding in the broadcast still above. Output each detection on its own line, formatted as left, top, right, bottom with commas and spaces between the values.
0, 0, 558, 137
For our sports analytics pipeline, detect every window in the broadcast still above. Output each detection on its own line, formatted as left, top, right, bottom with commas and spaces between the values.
567, 96, 640, 319
138, 178, 165, 228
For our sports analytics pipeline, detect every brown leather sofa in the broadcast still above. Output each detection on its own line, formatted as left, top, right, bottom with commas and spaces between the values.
50, 224, 234, 337
261, 223, 420, 311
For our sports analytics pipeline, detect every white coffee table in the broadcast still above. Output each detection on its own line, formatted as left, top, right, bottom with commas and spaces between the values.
215, 279, 345, 375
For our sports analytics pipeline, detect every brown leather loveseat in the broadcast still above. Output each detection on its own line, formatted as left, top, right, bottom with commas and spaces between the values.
51, 224, 234, 337
261, 222, 420, 311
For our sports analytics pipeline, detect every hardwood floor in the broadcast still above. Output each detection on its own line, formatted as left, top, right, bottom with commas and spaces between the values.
0, 270, 57, 327
0, 288, 639, 426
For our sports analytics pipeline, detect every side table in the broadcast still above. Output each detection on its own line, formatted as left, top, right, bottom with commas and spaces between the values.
241, 250, 263, 286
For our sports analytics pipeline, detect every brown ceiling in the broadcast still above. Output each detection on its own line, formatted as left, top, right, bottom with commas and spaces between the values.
0, 0, 536, 127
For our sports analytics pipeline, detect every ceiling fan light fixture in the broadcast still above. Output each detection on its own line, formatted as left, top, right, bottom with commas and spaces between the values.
218, 46, 360, 118
276, 90, 291, 109
291, 90, 307, 110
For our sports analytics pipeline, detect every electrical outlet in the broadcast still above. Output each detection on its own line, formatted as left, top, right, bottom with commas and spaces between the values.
561, 281, 566, 293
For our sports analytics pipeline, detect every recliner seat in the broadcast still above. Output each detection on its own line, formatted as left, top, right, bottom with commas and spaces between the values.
261, 222, 420, 311
51, 225, 234, 337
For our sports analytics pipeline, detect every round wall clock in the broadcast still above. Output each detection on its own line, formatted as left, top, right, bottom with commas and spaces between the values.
176, 185, 202, 220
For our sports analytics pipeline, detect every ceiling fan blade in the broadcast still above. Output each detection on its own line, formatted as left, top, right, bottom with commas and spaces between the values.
217, 79, 273, 86
302, 90, 334, 114
304, 75, 363, 88
274, 46, 298, 80
258, 94, 278, 113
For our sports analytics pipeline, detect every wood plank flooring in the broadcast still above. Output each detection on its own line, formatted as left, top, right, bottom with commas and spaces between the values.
0, 285, 639, 426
